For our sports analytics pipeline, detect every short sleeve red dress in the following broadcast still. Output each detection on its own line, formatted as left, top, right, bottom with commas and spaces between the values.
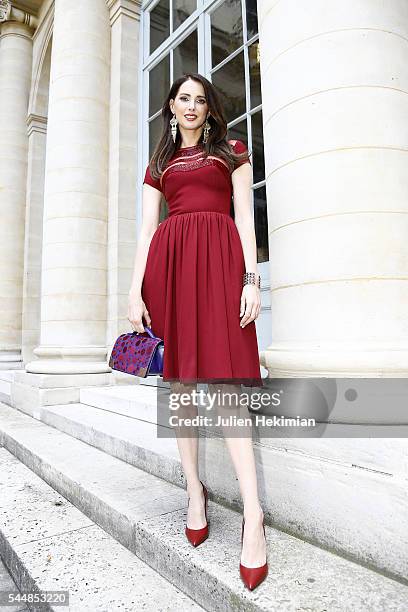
141, 139, 263, 386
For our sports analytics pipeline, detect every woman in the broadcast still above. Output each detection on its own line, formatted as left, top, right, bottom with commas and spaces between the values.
127, 73, 267, 591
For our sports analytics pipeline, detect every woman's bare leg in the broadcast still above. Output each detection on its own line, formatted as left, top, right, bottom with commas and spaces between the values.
207, 382, 266, 567
169, 381, 206, 529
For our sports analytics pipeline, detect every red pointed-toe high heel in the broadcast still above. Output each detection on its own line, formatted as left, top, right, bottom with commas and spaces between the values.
185, 481, 209, 547
239, 517, 268, 591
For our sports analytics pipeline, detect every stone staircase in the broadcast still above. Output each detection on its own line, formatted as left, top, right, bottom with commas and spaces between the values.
0, 378, 407, 611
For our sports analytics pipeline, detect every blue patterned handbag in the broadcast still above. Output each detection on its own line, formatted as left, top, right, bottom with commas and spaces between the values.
109, 326, 164, 377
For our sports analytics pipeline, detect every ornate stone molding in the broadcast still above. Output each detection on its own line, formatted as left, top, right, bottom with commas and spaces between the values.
27, 113, 47, 137
0, 0, 11, 22
0, 0, 38, 29
106, 0, 141, 26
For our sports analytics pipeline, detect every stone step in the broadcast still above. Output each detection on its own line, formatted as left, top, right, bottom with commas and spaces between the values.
46, 385, 408, 584
0, 370, 15, 406
40, 401, 183, 487
79, 383, 207, 424
0, 447, 203, 611
0, 548, 29, 612
79, 384, 164, 424
0, 401, 407, 611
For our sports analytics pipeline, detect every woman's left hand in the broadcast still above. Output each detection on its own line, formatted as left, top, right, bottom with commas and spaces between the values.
239, 284, 261, 328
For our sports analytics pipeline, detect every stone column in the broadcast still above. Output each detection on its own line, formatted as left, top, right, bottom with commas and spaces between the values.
0, 5, 35, 370
24, 0, 111, 377
105, 0, 141, 371
252, 1, 408, 573
258, 0, 408, 378
13, 0, 112, 412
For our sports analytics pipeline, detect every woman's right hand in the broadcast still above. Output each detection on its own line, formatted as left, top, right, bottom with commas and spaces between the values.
127, 293, 151, 333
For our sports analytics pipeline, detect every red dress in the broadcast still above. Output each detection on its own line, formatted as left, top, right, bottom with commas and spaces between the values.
141, 139, 263, 387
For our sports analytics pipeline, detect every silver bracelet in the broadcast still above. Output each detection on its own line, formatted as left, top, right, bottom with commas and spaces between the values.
243, 272, 260, 289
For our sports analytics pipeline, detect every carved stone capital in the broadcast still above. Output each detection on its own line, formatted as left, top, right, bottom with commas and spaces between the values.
0, 0, 11, 23
0, 0, 38, 29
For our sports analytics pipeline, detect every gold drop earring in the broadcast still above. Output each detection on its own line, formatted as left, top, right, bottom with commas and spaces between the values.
203, 114, 211, 144
170, 113, 178, 143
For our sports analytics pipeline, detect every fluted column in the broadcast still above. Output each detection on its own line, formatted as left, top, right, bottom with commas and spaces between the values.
25, 0, 111, 375
0, 12, 34, 369
105, 0, 141, 351
258, 0, 408, 377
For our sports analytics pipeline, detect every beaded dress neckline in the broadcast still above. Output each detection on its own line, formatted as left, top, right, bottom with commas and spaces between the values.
175, 143, 203, 156
179, 143, 201, 149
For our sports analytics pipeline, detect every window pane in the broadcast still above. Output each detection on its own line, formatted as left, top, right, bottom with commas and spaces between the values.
173, 29, 198, 80
149, 55, 170, 116
228, 120, 248, 147
251, 110, 265, 183
148, 117, 168, 221
211, 0, 243, 68
254, 186, 269, 263
150, 0, 170, 54
249, 41, 261, 109
228, 121, 248, 220
212, 52, 246, 121
173, 0, 196, 31
245, 0, 258, 40
148, 114, 162, 157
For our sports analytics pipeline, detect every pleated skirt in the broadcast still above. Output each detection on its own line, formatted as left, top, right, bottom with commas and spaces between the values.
141, 210, 263, 386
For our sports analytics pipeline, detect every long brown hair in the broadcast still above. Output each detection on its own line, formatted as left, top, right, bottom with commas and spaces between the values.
148, 73, 251, 181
